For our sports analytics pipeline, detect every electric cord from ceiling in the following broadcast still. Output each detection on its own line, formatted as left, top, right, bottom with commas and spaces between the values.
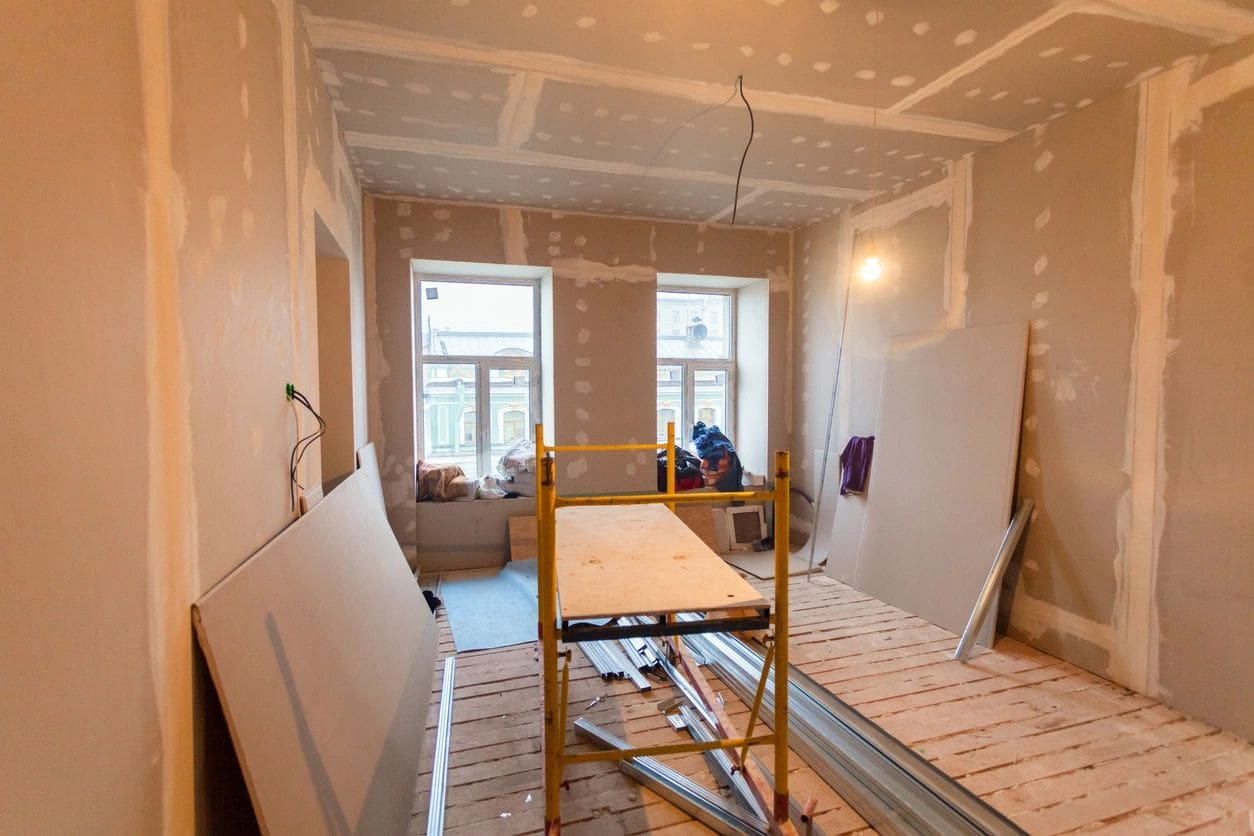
635, 74, 755, 227
730, 75, 755, 227
637, 82, 739, 186
288, 386, 326, 512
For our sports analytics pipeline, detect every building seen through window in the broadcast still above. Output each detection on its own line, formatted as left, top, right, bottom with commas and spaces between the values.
656, 289, 734, 446
417, 278, 537, 478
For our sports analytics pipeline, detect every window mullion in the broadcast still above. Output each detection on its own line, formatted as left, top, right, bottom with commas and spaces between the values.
477, 360, 491, 479
683, 362, 695, 447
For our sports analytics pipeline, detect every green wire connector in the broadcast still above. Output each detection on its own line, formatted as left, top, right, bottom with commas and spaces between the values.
285, 382, 295, 400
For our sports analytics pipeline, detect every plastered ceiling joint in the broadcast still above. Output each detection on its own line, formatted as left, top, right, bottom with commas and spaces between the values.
346, 131, 874, 202
887, 2, 1083, 114
1084, 0, 1254, 42
304, 14, 1015, 144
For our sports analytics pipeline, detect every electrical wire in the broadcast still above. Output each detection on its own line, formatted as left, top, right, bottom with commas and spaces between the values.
638, 83, 740, 186
288, 387, 326, 512
730, 75, 754, 227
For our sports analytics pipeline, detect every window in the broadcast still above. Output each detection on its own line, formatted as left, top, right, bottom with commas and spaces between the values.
500, 408, 526, 444
656, 290, 735, 445
416, 276, 539, 479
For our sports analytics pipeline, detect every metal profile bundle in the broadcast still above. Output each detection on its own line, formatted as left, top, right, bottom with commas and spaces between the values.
682, 628, 1026, 836
679, 705, 768, 820
954, 497, 1035, 662
425, 657, 456, 836
574, 717, 770, 836
578, 638, 653, 691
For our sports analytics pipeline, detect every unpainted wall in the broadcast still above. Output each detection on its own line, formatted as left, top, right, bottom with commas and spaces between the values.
1, 0, 365, 831
966, 88, 1140, 669
791, 42, 1254, 739
1157, 67, 1254, 740
366, 198, 791, 561
0, 3, 159, 831
793, 185, 954, 580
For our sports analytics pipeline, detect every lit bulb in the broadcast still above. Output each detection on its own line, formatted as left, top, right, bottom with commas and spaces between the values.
859, 255, 883, 282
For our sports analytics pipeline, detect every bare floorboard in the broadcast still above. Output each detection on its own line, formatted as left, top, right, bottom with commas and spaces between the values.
410, 573, 1254, 835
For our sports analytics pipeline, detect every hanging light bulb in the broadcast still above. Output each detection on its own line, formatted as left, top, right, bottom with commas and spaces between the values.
859, 252, 882, 282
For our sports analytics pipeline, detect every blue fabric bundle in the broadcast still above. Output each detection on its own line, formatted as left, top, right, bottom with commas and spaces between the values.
692, 422, 743, 492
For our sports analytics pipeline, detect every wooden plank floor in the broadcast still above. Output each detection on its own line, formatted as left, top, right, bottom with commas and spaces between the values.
409, 572, 1254, 835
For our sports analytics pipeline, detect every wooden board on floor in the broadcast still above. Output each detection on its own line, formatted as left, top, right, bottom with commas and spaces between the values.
411, 571, 1254, 835
555, 504, 767, 621
192, 468, 438, 836
672, 505, 721, 553
854, 322, 1028, 644
724, 551, 816, 580
508, 515, 537, 562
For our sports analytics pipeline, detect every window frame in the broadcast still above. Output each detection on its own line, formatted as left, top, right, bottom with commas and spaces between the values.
656, 287, 737, 447
414, 272, 542, 479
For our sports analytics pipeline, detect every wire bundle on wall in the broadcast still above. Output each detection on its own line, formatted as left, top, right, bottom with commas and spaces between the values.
288, 385, 326, 512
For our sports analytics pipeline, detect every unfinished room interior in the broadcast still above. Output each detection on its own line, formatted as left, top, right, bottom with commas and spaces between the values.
6, 0, 1254, 833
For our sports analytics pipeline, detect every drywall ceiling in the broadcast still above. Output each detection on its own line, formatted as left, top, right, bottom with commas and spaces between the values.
305, 0, 1254, 228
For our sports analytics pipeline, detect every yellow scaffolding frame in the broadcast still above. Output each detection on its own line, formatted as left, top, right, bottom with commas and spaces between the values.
535, 422, 792, 834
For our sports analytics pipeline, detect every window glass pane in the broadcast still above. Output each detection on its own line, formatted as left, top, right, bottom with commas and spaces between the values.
657, 364, 683, 443
694, 368, 728, 431
421, 363, 478, 476
421, 280, 535, 357
489, 368, 531, 462
657, 291, 730, 359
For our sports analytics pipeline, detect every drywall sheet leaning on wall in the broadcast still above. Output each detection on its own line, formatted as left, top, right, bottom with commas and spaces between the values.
192, 468, 437, 835
854, 322, 1028, 646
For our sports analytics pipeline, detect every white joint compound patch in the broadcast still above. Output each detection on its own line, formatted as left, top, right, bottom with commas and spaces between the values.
554, 258, 656, 287
574, 380, 592, 394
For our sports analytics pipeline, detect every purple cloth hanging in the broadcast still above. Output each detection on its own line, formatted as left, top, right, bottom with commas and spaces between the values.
839, 436, 875, 496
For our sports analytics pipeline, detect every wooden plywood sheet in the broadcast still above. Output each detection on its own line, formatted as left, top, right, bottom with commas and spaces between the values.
853, 322, 1028, 643
507, 515, 537, 562
556, 504, 767, 621
672, 505, 720, 553
192, 469, 438, 836
724, 551, 816, 580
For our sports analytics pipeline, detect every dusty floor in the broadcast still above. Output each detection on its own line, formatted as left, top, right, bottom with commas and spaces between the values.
410, 572, 1254, 834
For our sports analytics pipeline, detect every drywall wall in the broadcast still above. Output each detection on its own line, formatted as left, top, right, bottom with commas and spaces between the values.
0, 3, 159, 832
366, 198, 791, 563
550, 259, 657, 494
1156, 56, 1254, 740
793, 183, 953, 581
1, 1, 366, 831
317, 252, 356, 481
791, 40, 1254, 739
967, 88, 1141, 667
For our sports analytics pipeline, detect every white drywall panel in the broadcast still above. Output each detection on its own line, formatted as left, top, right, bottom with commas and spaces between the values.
854, 322, 1028, 644
193, 469, 437, 835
